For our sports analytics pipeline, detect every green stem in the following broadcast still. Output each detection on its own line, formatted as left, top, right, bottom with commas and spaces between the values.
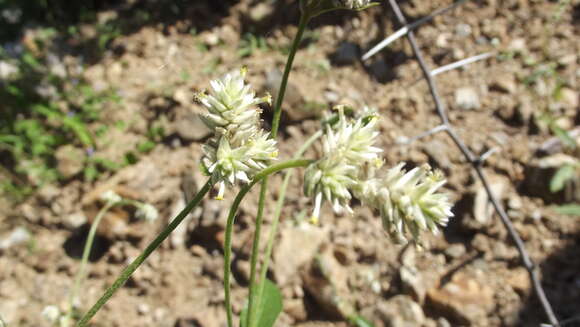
244, 11, 311, 327
251, 131, 322, 326
270, 11, 310, 138
76, 179, 213, 327
245, 178, 268, 327
66, 201, 114, 325
223, 159, 312, 327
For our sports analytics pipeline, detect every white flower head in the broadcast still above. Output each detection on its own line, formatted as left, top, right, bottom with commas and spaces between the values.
136, 203, 159, 221
196, 67, 271, 142
41, 305, 61, 324
198, 68, 277, 199
304, 106, 382, 223
100, 190, 122, 205
333, 0, 371, 10
356, 163, 454, 243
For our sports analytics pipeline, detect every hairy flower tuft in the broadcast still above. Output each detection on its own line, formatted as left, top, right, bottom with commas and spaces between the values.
355, 163, 454, 243
304, 107, 382, 223
197, 69, 277, 199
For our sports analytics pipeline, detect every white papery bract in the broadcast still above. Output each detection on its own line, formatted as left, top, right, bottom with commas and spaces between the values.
197, 68, 277, 199
355, 163, 454, 243
304, 107, 382, 223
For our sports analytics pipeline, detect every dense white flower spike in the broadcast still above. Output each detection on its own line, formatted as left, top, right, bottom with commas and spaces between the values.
304, 107, 382, 223
333, 0, 371, 10
197, 68, 278, 199
355, 163, 454, 243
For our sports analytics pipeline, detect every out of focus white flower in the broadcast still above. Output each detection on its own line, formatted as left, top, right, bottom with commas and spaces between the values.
332, 0, 371, 10
41, 305, 61, 324
136, 203, 159, 222
0, 60, 18, 79
355, 163, 454, 243
100, 190, 122, 205
304, 107, 382, 223
197, 68, 278, 199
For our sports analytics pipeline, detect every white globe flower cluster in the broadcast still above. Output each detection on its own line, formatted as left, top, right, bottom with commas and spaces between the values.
197, 68, 277, 199
304, 107, 454, 243
304, 107, 382, 223
354, 163, 453, 243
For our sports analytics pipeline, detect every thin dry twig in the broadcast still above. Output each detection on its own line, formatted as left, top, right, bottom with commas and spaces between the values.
386, 0, 560, 325
362, 0, 470, 60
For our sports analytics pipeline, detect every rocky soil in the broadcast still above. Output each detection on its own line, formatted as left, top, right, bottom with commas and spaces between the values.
1, 0, 579, 326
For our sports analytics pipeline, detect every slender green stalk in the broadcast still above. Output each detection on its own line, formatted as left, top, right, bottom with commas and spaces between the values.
270, 11, 310, 138
245, 10, 311, 327
223, 159, 312, 327
245, 178, 268, 327
252, 131, 322, 324
66, 201, 114, 325
76, 179, 213, 327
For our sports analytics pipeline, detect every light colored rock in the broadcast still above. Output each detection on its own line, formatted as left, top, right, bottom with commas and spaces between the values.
491, 73, 516, 94
63, 211, 87, 229
473, 177, 506, 224
454, 87, 480, 110
0, 227, 31, 250
455, 23, 472, 37
508, 38, 526, 52
376, 295, 425, 327
249, 2, 274, 23
444, 243, 466, 259
427, 272, 494, 324
559, 87, 579, 109
506, 268, 531, 295
400, 266, 426, 303
55, 145, 85, 179
302, 246, 352, 319
274, 224, 327, 285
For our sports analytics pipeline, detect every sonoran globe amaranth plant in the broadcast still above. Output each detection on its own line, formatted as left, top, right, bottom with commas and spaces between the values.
304, 107, 453, 243
196, 68, 278, 200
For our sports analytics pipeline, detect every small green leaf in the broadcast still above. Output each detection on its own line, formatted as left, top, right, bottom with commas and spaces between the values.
555, 204, 580, 216
550, 164, 575, 193
241, 279, 283, 327
349, 315, 375, 327
551, 125, 577, 149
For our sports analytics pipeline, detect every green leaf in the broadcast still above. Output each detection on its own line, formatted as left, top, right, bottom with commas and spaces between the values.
241, 279, 283, 327
550, 164, 575, 193
555, 204, 580, 216
349, 315, 375, 327
551, 125, 577, 149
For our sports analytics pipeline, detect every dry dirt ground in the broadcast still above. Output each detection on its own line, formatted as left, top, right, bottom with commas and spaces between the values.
1, 0, 579, 326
